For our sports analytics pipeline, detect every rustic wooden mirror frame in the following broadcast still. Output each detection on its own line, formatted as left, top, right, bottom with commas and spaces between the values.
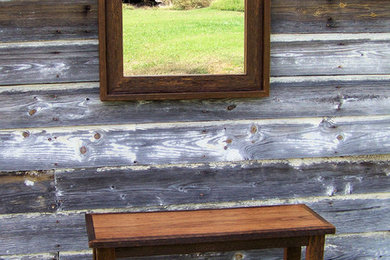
99, 0, 270, 101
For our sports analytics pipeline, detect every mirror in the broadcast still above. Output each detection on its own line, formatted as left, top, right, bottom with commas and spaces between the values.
99, 0, 270, 101
122, 0, 245, 76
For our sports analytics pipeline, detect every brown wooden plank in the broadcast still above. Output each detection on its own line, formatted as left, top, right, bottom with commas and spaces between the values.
1, 37, 390, 85
0, 171, 56, 214
55, 161, 390, 211
95, 248, 115, 260
0, 198, 389, 255
305, 235, 325, 260
87, 205, 334, 248
1, 116, 390, 171
284, 247, 301, 260
0, 0, 389, 43
1, 79, 389, 129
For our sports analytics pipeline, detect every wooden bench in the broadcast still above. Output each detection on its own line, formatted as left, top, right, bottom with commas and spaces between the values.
85, 204, 335, 259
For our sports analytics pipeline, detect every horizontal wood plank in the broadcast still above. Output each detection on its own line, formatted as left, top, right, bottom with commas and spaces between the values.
55, 161, 390, 211
0, 212, 87, 255
1, 38, 390, 85
0, 171, 56, 214
271, 0, 390, 33
0, 41, 99, 85
0, 198, 388, 255
1, 0, 389, 43
87, 205, 334, 248
271, 39, 390, 76
1, 116, 390, 171
1, 79, 390, 129
2, 159, 389, 214
0, 0, 97, 43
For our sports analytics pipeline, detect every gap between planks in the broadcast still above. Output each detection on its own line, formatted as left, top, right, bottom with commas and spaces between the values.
1, 152, 390, 178
2, 114, 390, 133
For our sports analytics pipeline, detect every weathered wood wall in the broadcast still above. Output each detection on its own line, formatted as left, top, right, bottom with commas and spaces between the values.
1, 0, 389, 259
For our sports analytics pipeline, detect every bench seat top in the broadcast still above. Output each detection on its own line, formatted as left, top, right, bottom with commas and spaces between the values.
86, 204, 335, 248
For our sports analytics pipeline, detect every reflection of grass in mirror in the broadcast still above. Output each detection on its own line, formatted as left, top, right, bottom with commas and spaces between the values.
122, 6, 244, 76
210, 0, 245, 11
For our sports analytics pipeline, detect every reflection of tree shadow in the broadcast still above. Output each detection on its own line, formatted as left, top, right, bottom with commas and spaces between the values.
123, 0, 161, 7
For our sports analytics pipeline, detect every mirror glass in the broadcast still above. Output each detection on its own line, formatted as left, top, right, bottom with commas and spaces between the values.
122, 0, 245, 76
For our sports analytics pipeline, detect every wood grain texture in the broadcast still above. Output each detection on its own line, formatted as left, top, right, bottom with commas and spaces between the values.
55, 161, 390, 211
94, 248, 115, 260
87, 205, 334, 247
305, 235, 325, 260
0, 0, 97, 43
1, 38, 390, 85
0, 212, 88, 255
0, 198, 388, 255
0, 41, 99, 86
1, 115, 390, 171
271, 0, 390, 33
2, 159, 389, 214
0, 0, 389, 43
1, 79, 390, 129
0, 171, 56, 214
2, 158, 389, 214
271, 39, 390, 76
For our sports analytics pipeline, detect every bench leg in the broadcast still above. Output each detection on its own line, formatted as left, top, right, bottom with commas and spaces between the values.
305, 235, 325, 260
284, 247, 301, 260
95, 248, 116, 260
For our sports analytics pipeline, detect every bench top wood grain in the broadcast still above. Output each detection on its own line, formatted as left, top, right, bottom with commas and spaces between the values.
86, 204, 335, 248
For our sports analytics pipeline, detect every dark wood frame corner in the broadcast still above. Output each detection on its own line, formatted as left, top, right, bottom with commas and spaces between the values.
98, 0, 271, 101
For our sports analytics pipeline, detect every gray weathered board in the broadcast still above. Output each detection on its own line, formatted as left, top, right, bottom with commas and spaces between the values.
1, 38, 390, 85
1, 0, 389, 43
0, 79, 389, 129
1, 115, 390, 171
0, 170, 55, 214
1, 160, 389, 214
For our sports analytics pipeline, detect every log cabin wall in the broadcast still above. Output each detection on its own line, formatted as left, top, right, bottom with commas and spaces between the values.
0, 0, 389, 259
